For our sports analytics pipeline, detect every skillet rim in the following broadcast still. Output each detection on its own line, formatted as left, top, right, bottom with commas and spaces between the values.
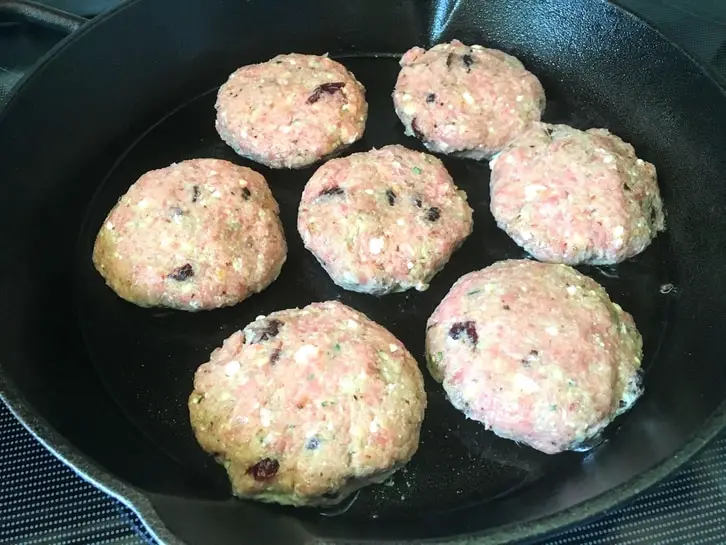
1, 0, 726, 543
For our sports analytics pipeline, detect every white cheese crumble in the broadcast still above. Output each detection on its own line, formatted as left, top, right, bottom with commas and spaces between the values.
545, 326, 559, 336
294, 345, 319, 363
524, 184, 545, 201
462, 92, 475, 104
389, 344, 399, 352
224, 360, 240, 376
369, 237, 385, 255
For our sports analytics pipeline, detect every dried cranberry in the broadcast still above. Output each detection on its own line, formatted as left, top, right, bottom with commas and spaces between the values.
307, 81, 346, 104
521, 349, 539, 367
449, 321, 478, 345
385, 189, 396, 206
319, 186, 345, 197
245, 318, 284, 344
246, 458, 279, 481
168, 263, 194, 281
425, 207, 441, 222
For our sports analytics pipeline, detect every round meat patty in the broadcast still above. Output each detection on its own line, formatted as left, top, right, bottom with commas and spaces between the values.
188, 300, 426, 506
297, 145, 473, 295
215, 53, 368, 169
490, 123, 666, 265
93, 158, 287, 311
392, 39, 545, 160
426, 259, 643, 454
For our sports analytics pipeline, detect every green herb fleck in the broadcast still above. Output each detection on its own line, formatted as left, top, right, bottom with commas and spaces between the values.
333, 343, 341, 352
435, 351, 444, 364
412, 166, 422, 175
550, 404, 558, 411
307, 373, 315, 381
467, 289, 482, 296
567, 379, 576, 387
321, 401, 329, 407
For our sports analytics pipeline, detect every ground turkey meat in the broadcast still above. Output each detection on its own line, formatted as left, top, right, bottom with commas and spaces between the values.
298, 145, 473, 295
92, 158, 286, 311
489, 122, 665, 265
426, 259, 643, 454
393, 39, 545, 159
189, 301, 427, 505
215, 53, 367, 169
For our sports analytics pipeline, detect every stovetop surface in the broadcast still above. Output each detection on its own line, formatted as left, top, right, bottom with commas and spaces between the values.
1, 1, 725, 544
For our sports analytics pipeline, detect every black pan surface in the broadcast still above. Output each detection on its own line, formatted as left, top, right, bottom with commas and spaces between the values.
1, 1, 726, 544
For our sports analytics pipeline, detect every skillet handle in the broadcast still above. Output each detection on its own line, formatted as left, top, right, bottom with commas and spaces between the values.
0, 0, 86, 34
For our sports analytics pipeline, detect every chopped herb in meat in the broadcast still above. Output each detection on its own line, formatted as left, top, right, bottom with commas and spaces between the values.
426, 93, 436, 103
412, 166, 422, 175
307, 81, 346, 104
462, 54, 474, 69
270, 348, 281, 365
241, 187, 251, 200
446, 53, 454, 68
168, 263, 194, 281
192, 185, 200, 203
246, 458, 279, 481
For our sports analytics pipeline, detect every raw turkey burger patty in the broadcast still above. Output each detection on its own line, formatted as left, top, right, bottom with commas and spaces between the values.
426, 259, 643, 454
215, 53, 367, 169
393, 39, 545, 159
188, 301, 427, 506
490, 122, 665, 265
298, 145, 473, 295
93, 158, 286, 311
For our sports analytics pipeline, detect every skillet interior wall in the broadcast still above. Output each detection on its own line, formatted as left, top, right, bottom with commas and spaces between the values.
0, 0, 725, 541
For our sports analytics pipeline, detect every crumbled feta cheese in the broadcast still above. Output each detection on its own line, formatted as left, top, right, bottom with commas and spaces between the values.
224, 361, 240, 376
294, 345, 319, 363
369, 237, 385, 255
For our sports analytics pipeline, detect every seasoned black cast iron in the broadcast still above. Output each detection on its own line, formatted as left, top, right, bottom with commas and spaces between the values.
1, 0, 726, 544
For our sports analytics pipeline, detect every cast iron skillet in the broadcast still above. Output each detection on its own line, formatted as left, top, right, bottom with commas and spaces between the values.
1, 0, 726, 543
